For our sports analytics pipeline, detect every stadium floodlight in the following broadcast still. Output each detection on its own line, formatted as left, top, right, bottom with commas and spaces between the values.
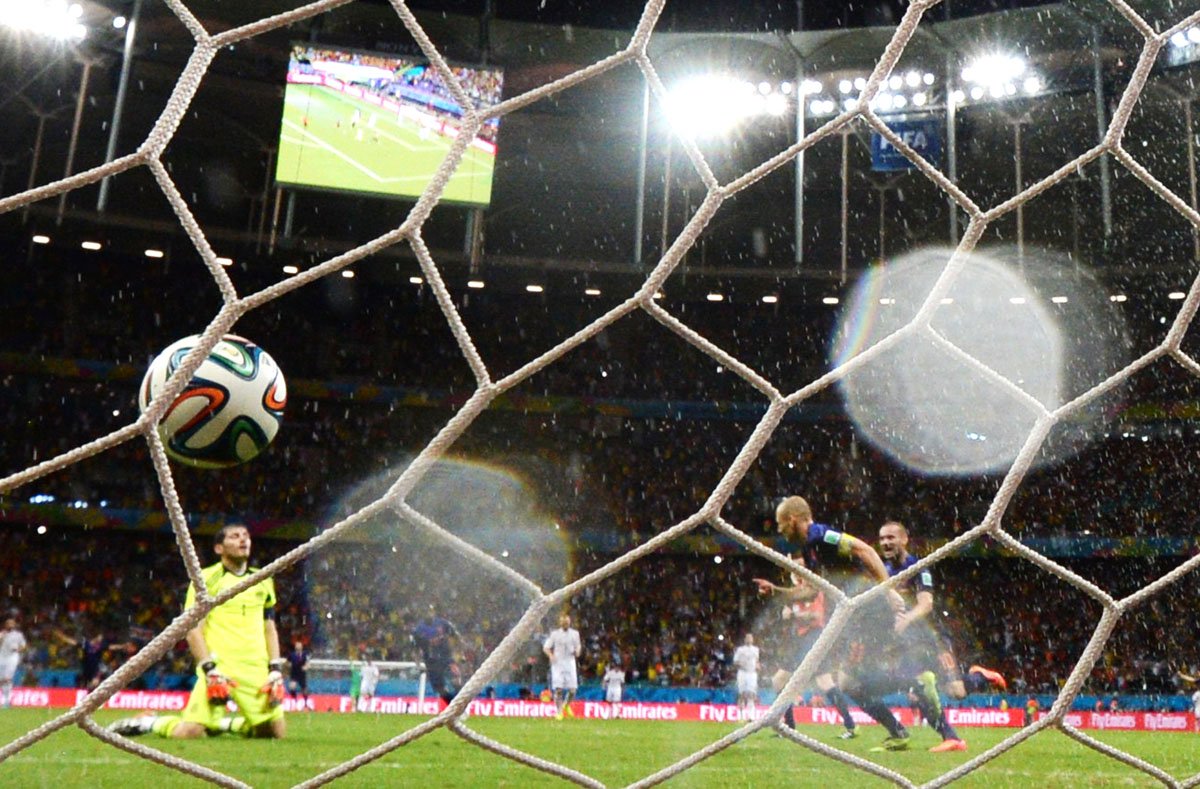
1169, 291, 1186, 300
923, 72, 935, 85
584, 287, 602, 296
757, 81, 772, 95
838, 79, 853, 94
904, 71, 921, 88
409, 276, 424, 285
1023, 76, 1042, 94
706, 292, 724, 302
950, 89, 966, 104
854, 77, 867, 91
761, 294, 778, 304
1110, 294, 1127, 302
1051, 295, 1068, 304
888, 75, 903, 90
0, 0, 88, 41
467, 280, 485, 289
962, 54, 1025, 86
525, 284, 543, 293
31, 234, 50, 244
282, 265, 299, 274
341, 270, 355, 278
822, 296, 840, 305
664, 76, 760, 137
913, 92, 928, 106
764, 92, 789, 116
112, 15, 126, 29
779, 81, 793, 95
144, 249, 164, 259
81, 240, 101, 250
800, 78, 823, 95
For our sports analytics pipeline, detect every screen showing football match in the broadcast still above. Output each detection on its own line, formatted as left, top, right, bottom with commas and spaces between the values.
275, 45, 503, 205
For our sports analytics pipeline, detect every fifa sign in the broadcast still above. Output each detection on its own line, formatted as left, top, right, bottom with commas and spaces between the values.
870, 118, 942, 171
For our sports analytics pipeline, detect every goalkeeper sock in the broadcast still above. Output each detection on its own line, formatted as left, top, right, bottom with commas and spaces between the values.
827, 687, 856, 732
151, 715, 181, 738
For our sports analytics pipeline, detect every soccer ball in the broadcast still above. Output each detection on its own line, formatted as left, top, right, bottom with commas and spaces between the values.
138, 333, 286, 469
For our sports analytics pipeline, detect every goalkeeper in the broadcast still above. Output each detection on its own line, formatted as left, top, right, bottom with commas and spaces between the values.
109, 524, 287, 739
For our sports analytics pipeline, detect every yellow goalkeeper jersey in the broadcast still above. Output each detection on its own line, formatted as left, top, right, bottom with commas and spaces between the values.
184, 562, 276, 672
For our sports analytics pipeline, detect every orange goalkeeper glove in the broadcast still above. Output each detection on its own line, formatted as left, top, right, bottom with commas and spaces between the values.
202, 661, 235, 706
261, 659, 287, 706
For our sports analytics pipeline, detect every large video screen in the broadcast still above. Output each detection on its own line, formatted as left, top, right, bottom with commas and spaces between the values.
275, 45, 503, 205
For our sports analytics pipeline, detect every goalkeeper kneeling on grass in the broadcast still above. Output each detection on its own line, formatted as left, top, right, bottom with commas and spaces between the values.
109, 524, 287, 739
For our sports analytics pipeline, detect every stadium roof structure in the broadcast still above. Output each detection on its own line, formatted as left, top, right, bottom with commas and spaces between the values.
2, 0, 1200, 300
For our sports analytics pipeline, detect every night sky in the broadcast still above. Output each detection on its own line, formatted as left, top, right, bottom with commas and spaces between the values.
403, 0, 1057, 33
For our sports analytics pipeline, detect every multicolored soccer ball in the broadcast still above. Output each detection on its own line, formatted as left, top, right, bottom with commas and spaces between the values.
138, 334, 286, 469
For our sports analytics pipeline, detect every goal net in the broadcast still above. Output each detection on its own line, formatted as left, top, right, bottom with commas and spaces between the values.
2, 0, 1200, 786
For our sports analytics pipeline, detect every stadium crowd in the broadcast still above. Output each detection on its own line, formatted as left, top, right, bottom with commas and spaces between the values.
3, 249, 1199, 703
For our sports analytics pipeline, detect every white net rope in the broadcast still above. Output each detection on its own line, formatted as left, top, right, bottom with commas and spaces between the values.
1, 0, 1200, 785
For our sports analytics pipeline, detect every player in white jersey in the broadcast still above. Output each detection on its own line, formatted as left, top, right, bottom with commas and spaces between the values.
543, 613, 582, 720
358, 659, 381, 712
1192, 689, 1200, 733
602, 661, 626, 705
0, 617, 28, 707
732, 633, 761, 721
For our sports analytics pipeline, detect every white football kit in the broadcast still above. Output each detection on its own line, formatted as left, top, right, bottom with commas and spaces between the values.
543, 627, 581, 691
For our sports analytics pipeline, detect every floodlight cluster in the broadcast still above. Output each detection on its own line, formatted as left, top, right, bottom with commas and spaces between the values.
956, 53, 1042, 101
0, 0, 87, 41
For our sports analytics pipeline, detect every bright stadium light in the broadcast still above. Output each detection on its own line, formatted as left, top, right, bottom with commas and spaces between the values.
664, 76, 760, 137
961, 53, 1039, 102
409, 276, 424, 285
526, 284, 543, 293
32, 234, 50, 244
1, 0, 88, 41
467, 279, 485, 289
706, 292, 724, 302
144, 249, 164, 259
761, 294, 778, 304
216, 256, 233, 267
838, 79, 853, 94
904, 70, 921, 87
764, 92, 789, 116
584, 287, 602, 296
1168, 291, 1186, 300
282, 265, 299, 274
81, 241, 101, 250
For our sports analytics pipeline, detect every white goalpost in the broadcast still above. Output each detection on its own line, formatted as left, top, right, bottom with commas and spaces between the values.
4, 0, 1200, 786
304, 659, 428, 714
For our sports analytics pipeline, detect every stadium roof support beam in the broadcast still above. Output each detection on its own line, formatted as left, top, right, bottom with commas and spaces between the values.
97, 0, 141, 213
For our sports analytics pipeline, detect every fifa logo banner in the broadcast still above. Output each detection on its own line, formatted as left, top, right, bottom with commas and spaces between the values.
870, 118, 942, 171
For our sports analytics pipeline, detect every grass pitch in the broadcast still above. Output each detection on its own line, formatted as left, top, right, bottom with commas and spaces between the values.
276, 82, 495, 204
1, 708, 1196, 787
